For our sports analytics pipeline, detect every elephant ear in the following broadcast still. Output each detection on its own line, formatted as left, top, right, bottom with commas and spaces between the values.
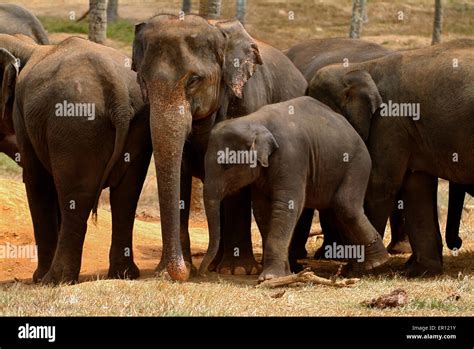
0, 48, 19, 123
342, 70, 382, 141
216, 20, 263, 99
132, 22, 148, 102
251, 125, 279, 167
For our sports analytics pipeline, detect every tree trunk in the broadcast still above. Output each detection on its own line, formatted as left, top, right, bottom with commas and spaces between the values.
89, 0, 107, 44
107, 0, 119, 23
349, 0, 366, 39
432, 0, 443, 45
182, 0, 192, 14
236, 0, 246, 25
199, 0, 221, 19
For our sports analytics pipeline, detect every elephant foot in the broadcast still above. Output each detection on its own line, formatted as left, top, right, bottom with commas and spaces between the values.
258, 260, 290, 282
216, 254, 260, 275
405, 256, 443, 278
342, 236, 389, 275
33, 266, 50, 283
446, 235, 463, 250
155, 259, 196, 278
108, 260, 140, 280
41, 264, 79, 286
387, 239, 412, 255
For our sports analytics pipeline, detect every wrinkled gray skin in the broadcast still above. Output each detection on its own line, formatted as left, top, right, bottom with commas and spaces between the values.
284, 38, 412, 267
0, 4, 49, 164
200, 96, 389, 281
0, 4, 49, 44
1, 35, 151, 284
308, 39, 474, 276
132, 14, 306, 280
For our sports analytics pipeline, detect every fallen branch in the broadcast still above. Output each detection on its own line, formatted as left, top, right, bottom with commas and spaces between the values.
257, 268, 359, 288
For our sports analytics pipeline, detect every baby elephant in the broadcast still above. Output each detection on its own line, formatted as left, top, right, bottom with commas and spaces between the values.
200, 96, 389, 281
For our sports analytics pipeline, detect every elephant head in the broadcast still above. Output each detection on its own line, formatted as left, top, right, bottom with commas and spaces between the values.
199, 122, 278, 274
308, 67, 382, 141
131, 15, 262, 281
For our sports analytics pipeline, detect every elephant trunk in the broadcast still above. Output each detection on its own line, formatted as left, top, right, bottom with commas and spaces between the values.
149, 80, 191, 281
199, 181, 222, 275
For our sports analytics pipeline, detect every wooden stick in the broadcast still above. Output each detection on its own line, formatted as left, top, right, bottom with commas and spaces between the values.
256, 268, 359, 288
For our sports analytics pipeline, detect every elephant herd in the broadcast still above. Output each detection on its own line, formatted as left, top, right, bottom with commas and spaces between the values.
0, 5, 472, 284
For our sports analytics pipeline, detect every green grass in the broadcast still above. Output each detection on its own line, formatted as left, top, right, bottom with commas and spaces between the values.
39, 17, 135, 45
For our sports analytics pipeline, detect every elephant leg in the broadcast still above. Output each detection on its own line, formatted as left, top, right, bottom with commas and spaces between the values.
314, 209, 344, 260
108, 150, 151, 279
387, 192, 412, 254
334, 161, 389, 273
259, 200, 302, 282
364, 141, 410, 238
155, 159, 195, 275
445, 182, 465, 250
402, 172, 443, 277
216, 185, 259, 275
288, 208, 314, 272
42, 187, 95, 285
22, 149, 59, 283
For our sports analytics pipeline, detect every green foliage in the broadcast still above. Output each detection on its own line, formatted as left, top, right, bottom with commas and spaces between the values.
39, 17, 135, 44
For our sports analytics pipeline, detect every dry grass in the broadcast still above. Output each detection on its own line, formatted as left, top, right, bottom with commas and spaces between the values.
0, 267, 472, 316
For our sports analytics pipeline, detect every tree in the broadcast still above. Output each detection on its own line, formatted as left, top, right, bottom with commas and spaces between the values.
107, 0, 119, 23
182, 0, 192, 14
89, 0, 107, 44
349, 0, 366, 39
236, 0, 246, 25
199, 0, 221, 19
432, 0, 443, 45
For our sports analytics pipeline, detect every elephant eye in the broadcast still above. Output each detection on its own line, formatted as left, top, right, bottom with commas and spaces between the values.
187, 74, 203, 89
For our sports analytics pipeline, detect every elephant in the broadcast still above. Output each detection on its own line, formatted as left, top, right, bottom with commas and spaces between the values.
283, 38, 412, 265
0, 4, 49, 44
1, 34, 152, 284
199, 96, 389, 281
308, 39, 474, 276
131, 14, 307, 280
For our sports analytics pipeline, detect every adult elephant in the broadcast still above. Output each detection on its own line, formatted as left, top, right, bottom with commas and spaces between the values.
308, 39, 474, 276
132, 14, 307, 280
284, 38, 410, 270
1, 34, 152, 284
0, 4, 49, 44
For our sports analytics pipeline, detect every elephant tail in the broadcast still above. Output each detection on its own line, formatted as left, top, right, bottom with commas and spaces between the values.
92, 62, 136, 224
91, 124, 130, 224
